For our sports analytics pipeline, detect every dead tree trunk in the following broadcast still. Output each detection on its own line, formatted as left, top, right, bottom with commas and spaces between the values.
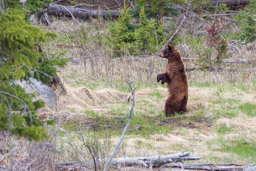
112, 152, 200, 168
211, 0, 250, 7
47, 4, 120, 20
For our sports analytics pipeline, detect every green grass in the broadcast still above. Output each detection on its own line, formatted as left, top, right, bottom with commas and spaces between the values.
109, 104, 130, 116
84, 110, 99, 118
63, 122, 80, 131
210, 96, 241, 118
239, 103, 256, 116
190, 82, 213, 88
216, 139, 256, 159
149, 90, 164, 99
212, 108, 239, 118
127, 116, 172, 136
217, 126, 234, 134
62, 115, 172, 137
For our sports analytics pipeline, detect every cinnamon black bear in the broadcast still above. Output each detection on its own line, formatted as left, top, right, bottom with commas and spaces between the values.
157, 44, 188, 116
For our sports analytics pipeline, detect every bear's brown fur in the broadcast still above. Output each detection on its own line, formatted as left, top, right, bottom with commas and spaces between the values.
157, 44, 188, 116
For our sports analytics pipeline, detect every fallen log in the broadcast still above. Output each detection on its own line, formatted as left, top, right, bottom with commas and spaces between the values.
47, 4, 120, 20
112, 152, 200, 168
185, 67, 256, 72
182, 58, 256, 64
211, 0, 250, 7
165, 163, 246, 170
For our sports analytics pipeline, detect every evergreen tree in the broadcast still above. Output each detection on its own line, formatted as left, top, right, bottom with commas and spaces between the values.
235, 0, 256, 44
4, 0, 52, 13
0, 8, 67, 141
109, 6, 166, 57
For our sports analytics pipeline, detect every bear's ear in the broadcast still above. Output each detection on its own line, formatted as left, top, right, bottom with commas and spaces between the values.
168, 44, 175, 51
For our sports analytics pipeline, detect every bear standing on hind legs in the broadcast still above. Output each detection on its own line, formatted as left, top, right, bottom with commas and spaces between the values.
157, 44, 188, 117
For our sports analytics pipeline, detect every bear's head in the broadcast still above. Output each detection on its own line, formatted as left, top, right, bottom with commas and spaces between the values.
159, 44, 181, 61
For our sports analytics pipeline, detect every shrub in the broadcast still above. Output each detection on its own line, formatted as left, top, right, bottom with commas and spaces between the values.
4, 0, 52, 13
205, 17, 228, 64
109, 6, 166, 57
235, 0, 256, 44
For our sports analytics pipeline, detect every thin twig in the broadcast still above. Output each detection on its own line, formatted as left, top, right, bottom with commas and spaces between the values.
42, 12, 51, 26
0, 146, 18, 163
79, 133, 97, 171
73, 3, 97, 8
114, 0, 122, 9
103, 81, 135, 171
50, 0, 72, 5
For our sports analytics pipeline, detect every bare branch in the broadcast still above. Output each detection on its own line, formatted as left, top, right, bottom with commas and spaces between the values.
113, 0, 122, 9
79, 132, 97, 171
103, 81, 135, 171
51, 0, 72, 5
73, 3, 97, 8
0, 146, 18, 163
42, 12, 51, 26
161, 1, 190, 51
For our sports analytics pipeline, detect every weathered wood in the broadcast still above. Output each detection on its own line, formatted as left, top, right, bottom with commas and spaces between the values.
211, 0, 250, 7
112, 152, 201, 167
221, 58, 256, 64
166, 163, 245, 171
186, 67, 256, 72
47, 4, 120, 20
57, 162, 87, 171
182, 58, 256, 64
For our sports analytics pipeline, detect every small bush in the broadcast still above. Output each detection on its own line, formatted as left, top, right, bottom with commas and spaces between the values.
109, 6, 166, 57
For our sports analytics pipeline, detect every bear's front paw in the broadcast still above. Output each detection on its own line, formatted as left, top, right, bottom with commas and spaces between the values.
157, 74, 162, 83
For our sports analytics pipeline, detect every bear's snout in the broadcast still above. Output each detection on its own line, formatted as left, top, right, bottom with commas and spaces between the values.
159, 52, 164, 57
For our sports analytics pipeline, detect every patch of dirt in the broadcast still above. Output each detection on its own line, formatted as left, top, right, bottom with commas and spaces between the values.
82, 117, 126, 131
64, 115, 214, 132
158, 116, 214, 129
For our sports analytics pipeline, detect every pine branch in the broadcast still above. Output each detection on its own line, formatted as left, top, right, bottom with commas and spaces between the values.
0, 91, 33, 123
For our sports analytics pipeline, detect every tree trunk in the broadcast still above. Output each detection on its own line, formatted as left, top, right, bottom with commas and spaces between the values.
47, 4, 120, 20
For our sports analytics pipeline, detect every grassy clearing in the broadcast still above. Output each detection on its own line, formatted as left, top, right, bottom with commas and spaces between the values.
48, 18, 256, 164
55, 63, 256, 163
57, 77, 256, 163
2, 18, 255, 170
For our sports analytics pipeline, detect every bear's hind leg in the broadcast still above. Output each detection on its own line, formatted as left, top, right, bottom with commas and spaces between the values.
165, 96, 180, 117
179, 96, 188, 113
